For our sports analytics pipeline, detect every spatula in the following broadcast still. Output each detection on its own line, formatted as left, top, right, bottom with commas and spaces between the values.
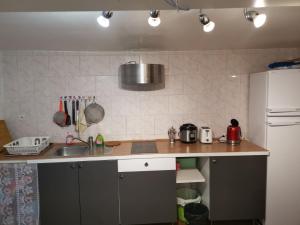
64, 99, 71, 126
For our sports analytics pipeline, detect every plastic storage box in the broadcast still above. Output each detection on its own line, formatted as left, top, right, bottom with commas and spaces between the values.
177, 158, 197, 169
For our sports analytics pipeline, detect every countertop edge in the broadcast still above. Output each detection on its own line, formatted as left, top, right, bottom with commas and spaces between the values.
25, 151, 270, 164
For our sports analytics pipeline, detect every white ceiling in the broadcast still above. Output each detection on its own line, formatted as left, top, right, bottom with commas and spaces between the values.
1, 0, 300, 11
0, 7, 299, 51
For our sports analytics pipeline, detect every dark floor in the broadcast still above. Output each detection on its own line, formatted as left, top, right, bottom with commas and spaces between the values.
149, 221, 255, 225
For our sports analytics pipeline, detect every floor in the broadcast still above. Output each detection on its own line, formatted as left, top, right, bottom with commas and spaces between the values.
154, 221, 256, 225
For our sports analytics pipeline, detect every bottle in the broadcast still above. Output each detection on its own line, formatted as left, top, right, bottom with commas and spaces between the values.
95, 134, 104, 147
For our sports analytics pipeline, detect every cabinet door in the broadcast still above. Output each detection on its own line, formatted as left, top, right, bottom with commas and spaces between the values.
79, 161, 119, 225
38, 162, 81, 225
119, 171, 177, 225
210, 156, 267, 221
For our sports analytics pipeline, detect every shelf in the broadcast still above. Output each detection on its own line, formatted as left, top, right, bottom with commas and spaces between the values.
176, 169, 206, 183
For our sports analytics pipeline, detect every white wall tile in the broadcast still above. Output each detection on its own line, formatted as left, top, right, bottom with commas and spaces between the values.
35, 76, 68, 98
140, 95, 169, 115
18, 54, 49, 77
169, 95, 198, 114
167, 75, 184, 95
80, 55, 111, 75
126, 115, 155, 136
154, 114, 183, 137
1, 48, 299, 141
169, 52, 199, 75
111, 95, 140, 116
67, 76, 96, 96
3, 72, 19, 100
49, 54, 80, 76
2, 55, 18, 77
18, 72, 35, 98
96, 76, 115, 96
183, 73, 210, 95
110, 115, 126, 135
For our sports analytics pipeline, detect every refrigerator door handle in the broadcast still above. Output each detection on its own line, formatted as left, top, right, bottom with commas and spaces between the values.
267, 122, 300, 127
267, 108, 300, 113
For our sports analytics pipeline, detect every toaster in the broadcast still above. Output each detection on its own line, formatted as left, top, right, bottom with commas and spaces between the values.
199, 127, 213, 144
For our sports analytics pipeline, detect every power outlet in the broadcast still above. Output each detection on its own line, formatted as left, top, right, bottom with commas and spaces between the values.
17, 115, 25, 120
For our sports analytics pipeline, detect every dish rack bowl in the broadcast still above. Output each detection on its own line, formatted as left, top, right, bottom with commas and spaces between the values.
4, 137, 50, 155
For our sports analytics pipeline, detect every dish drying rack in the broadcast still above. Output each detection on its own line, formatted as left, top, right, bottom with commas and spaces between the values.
4, 137, 50, 155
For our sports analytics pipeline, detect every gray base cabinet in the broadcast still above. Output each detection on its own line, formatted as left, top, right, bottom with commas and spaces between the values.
38, 162, 81, 225
38, 161, 118, 225
119, 171, 177, 225
209, 156, 267, 221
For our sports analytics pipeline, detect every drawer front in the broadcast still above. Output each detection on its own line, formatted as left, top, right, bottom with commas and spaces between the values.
118, 158, 175, 172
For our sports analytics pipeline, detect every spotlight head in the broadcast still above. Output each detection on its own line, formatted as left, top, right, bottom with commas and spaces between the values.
148, 10, 161, 27
244, 9, 266, 28
97, 11, 113, 28
199, 14, 215, 32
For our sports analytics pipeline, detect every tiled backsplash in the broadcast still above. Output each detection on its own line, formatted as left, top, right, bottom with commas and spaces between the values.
0, 48, 299, 142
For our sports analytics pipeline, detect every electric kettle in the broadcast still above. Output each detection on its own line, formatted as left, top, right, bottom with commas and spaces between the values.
226, 119, 241, 145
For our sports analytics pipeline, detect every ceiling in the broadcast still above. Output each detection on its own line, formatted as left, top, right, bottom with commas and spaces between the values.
1, 0, 300, 11
0, 7, 300, 51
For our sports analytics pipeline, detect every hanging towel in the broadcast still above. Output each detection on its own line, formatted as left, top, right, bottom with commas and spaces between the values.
78, 102, 88, 134
0, 163, 39, 225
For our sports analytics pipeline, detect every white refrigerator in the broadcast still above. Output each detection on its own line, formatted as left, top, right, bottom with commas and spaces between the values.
249, 69, 300, 225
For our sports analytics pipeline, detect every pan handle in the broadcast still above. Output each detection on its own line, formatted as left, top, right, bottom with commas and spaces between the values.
59, 97, 63, 112
64, 100, 69, 114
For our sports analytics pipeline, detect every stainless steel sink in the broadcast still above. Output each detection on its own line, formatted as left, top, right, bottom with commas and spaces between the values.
54, 146, 89, 156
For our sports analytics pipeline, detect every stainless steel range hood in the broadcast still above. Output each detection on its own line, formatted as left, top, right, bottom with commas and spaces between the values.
118, 62, 165, 91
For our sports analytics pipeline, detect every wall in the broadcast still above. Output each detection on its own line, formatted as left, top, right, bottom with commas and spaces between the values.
0, 52, 3, 119
1, 48, 299, 142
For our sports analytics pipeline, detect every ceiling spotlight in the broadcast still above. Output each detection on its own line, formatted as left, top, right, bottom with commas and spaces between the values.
244, 9, 267, 28
97, 11, 113, 28
199, 13, 215, 32
148, 10, 161, 27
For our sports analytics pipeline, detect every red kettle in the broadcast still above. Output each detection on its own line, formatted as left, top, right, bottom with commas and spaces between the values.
227, 119, 241, 145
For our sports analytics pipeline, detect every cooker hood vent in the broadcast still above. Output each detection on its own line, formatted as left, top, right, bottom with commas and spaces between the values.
118, 62, 165, 91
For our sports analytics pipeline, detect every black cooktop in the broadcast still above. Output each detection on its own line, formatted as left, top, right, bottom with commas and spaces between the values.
131, 141, 158, 154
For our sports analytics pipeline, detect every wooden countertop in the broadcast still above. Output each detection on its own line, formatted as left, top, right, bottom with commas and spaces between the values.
0, 139, 269, 164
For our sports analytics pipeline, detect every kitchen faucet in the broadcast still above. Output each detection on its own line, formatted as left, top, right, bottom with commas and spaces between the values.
72, 136, 94, 150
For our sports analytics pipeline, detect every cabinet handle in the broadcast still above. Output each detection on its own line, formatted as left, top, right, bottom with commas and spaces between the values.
79, 163, 83, 168
119, 174, 124, 179
70, 163, 76, 169
144, 162, 149, 167
212, 159, 217, 164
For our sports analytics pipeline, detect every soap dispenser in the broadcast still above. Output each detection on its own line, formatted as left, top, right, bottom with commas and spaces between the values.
95, 134, 104, 148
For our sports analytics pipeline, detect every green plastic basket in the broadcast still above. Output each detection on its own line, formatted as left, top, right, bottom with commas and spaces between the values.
177, 158, 197, 169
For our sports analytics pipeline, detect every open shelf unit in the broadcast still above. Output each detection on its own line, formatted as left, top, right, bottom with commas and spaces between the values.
176, 168, 206, 184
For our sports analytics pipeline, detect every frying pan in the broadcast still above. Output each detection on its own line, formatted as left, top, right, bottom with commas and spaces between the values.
53, 98, 67, 127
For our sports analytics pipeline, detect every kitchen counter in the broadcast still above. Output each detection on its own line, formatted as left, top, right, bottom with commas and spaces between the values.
0, 139, 269, 164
